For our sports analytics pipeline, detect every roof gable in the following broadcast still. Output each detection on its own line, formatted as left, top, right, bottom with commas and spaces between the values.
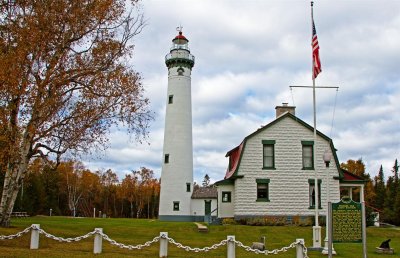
340, 169, 366, 184
224, 112, 341, 179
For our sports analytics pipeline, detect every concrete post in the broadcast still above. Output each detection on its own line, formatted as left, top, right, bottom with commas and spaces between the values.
312, 225, 321, 247
159, 232, 168, 258
227, 235, 235, 258
30, 224, 40, 249
93, 228, 103, 254
296, 238, 305, 258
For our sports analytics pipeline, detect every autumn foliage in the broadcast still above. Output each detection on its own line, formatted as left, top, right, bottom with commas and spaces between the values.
341, 158, 400, 226
0, 0, 151, 226
5, 159, 160, 219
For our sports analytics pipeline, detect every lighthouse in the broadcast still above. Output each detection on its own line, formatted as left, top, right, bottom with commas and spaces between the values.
159, 29, 195, 221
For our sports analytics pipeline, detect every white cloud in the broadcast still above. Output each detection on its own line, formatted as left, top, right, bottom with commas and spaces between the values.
82, 0, 400, 182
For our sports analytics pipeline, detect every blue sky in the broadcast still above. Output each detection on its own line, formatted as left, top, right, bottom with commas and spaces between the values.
83, 0, 400, 183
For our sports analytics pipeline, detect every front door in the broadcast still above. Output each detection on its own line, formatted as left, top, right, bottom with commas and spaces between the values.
204, 200, 211, 223
205, 200, 211, 215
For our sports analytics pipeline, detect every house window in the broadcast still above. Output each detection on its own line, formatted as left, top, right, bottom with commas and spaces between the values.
164, 154, 169, 164
173, 201, 180, 211
309, 179, 322, 209
168, 95, 173, 104
262, 140, 275, 169
302, 141, 314, 169
222, 191, 231, 202
256, 179, 270, 202
186, 183, 191, 192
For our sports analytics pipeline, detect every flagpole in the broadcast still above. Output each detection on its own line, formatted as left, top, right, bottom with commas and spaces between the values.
311, 0, 321, 249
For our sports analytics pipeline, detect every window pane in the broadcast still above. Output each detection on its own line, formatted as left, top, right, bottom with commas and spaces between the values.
309, 185, 315, 206
309, 183, 321, 208
222, 192, 231, 202
263, 145, 274, 168
257, 184, 268, 199
302, 146, 313, 168
303, 157, 312, 168
264, 157, 273, 167
264, 145, 273, 155
173, 202, 179, 211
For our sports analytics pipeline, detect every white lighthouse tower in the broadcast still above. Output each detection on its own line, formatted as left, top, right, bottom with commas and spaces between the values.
159, 29, 195, 221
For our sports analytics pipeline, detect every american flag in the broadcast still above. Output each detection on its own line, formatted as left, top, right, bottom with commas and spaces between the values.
312, 18, 321, 79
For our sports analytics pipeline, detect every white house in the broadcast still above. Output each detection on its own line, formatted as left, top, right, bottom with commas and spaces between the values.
215, 104, 365, 221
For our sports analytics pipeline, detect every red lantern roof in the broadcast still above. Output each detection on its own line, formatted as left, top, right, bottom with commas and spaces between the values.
174, 31, 188, 41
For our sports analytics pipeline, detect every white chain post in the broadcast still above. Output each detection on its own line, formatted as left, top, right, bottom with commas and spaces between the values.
159, 232, 168, 257
30, 224, 40, 249
93, 228, 103, 254
296, 239, 305, 258
227, 235, 235, 258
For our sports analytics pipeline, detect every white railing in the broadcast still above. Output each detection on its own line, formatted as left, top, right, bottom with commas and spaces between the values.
165, 53, 195, 62
0, 224, 308, 258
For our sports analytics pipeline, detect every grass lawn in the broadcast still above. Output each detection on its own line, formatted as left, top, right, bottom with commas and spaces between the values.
0, 216, 399, 257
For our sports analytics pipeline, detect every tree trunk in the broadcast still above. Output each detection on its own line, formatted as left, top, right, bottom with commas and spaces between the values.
0, 136, 31, 227
147, 196, 150, 219
113, 195, 117, 217
130, 201, 133, 218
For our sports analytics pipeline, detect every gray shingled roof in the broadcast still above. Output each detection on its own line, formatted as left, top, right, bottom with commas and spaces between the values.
191, 186, 217, 199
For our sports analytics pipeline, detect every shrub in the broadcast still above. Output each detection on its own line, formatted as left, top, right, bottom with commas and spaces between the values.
222, 218, 237, 225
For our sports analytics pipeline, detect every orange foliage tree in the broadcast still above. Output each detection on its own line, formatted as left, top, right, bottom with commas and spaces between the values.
0, 0, 151, 226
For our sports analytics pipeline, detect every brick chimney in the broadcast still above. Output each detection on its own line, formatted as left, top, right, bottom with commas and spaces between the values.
275, 103, 296, 118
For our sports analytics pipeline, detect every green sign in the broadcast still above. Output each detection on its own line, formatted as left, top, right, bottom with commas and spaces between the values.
331, 200, 362, 243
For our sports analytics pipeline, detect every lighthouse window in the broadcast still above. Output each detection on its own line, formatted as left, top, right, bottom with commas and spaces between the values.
168, 95, 173, 104
164, 154, 169, 163
186, 183, 191, 192
173, 201, 180, 211
177, 67, 184, 75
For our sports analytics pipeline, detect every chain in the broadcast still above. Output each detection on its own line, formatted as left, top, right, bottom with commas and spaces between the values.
99, 231, 160, 250
162, 234, 227, 252
234, 239, 308, 257
0, 225, 34, 240
32, 225, 97, 242
1, 226, 308, 257
299, 240, 309, 258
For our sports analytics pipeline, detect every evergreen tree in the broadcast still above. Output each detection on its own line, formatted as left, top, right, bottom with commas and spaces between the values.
41, 165, 62, 215
392, 159, 400, 225
394, 188, 400, 225
374, 165, 385, 210
383, 176, 395, 223
202, 174, 210, 187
